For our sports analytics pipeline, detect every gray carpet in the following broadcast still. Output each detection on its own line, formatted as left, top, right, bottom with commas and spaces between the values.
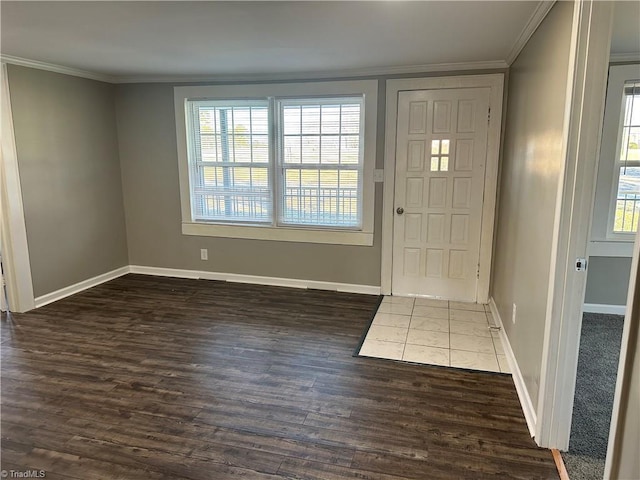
562, 312, 625, 480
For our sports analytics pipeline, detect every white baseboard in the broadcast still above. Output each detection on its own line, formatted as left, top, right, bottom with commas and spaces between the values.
34, 266, 130, 308
128, 265, 200, 279
583, 303, 626, 315
129, 265, 381, 295
489, 297, 537, 437
32, 265, 380, 310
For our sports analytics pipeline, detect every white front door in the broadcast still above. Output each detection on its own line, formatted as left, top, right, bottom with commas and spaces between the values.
392, 87, 490, 301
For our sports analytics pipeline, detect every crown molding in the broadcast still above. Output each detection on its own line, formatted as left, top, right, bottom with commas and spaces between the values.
0, 54, 507, 85
0, 55, 116, 83
506, 0, 556, 66
113, 60, 508, 84
609, 53, 640, 63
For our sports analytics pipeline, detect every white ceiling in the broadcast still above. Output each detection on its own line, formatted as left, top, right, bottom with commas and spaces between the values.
1, 1, 539, 81
1, 1, 637, 83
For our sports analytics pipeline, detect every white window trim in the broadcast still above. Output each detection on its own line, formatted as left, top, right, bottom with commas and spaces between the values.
275, 96, 365, 229
174, 80, 377, 246
185, 98, 272, 225
590, 63, 640, 254
606, 79, 640, 237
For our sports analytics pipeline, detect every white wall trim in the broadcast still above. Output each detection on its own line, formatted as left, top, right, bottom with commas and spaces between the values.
174, 81, 377, 245
609, 53, 640, 63
129, 265, 380, 295
116, 61, 508, 84
489, 297, 537, 436
182, 222, 374, 246
590, 64, 640, 243
0, 54, 507, 85
130, 265, 200, 280
29, 265, 380, 310
0, 55, 116, 84
34, 266, 130, 308
1, 63, 35, 313
381, 74, 504, 301
583, 303, 627, 315
604, 228, 640, 478
505, 1, 556, 65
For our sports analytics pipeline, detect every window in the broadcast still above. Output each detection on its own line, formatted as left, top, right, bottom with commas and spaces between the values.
186, 100, 271, 224
175, 81, 377, 245
612, 82, 640, 233
279, 98, 363, 228
430, 139, 450, 172
590, 64, 640, 254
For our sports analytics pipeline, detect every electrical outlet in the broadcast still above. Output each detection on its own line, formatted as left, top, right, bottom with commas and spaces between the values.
512, 303, 517, 324
200, 248, 208, 261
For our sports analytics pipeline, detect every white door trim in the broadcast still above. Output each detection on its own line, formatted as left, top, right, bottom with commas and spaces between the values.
604, 225, 640, 478
534, 0, 614, 449
0, 63, 34, 313
382, 74, 504, 302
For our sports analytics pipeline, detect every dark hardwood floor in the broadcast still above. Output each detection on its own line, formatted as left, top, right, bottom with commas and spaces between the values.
1, 274, 558, 479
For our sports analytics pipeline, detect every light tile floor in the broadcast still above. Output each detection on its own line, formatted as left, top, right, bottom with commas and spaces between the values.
359, 296, 511, 374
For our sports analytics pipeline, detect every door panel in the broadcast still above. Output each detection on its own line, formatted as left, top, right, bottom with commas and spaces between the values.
392, 88, 490, 301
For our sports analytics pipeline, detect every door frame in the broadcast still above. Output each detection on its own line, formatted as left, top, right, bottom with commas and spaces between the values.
381, 74, 504, 301
604, 222, 640, 478
1, 63, 35, 313
534, 0, 614, 449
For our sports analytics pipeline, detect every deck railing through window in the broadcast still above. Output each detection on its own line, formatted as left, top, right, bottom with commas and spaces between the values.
193, 186, 359, 227
282, 186, 358, 227
615, 193, 640, 233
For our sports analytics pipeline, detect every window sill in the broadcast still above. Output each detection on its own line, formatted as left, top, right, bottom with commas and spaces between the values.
182, 222, 374, 246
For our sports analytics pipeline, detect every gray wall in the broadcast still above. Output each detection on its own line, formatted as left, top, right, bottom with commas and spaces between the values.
8, 65, 128, 297
115, 83, 384, 286
115, 69, 506, 286
585, 257, 632, 306
115, 69, 508, 286
8, 64, 505, 298
491, 1, 574, 403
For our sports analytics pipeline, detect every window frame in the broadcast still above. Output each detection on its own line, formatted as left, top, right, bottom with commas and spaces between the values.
275, 96, 365, 230
185, 98, 273, 225
607, 81, 640, 236
590, 64, 640, 255
174, 80, 377, 246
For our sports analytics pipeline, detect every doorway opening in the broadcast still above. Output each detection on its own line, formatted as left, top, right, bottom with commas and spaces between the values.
563, 60, 640, 480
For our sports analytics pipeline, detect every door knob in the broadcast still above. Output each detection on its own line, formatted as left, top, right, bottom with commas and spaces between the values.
396, 207, 404, 215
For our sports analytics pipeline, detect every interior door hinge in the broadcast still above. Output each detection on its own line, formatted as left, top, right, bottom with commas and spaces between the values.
477, 264, 480, 279
487, 107, 491, 123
